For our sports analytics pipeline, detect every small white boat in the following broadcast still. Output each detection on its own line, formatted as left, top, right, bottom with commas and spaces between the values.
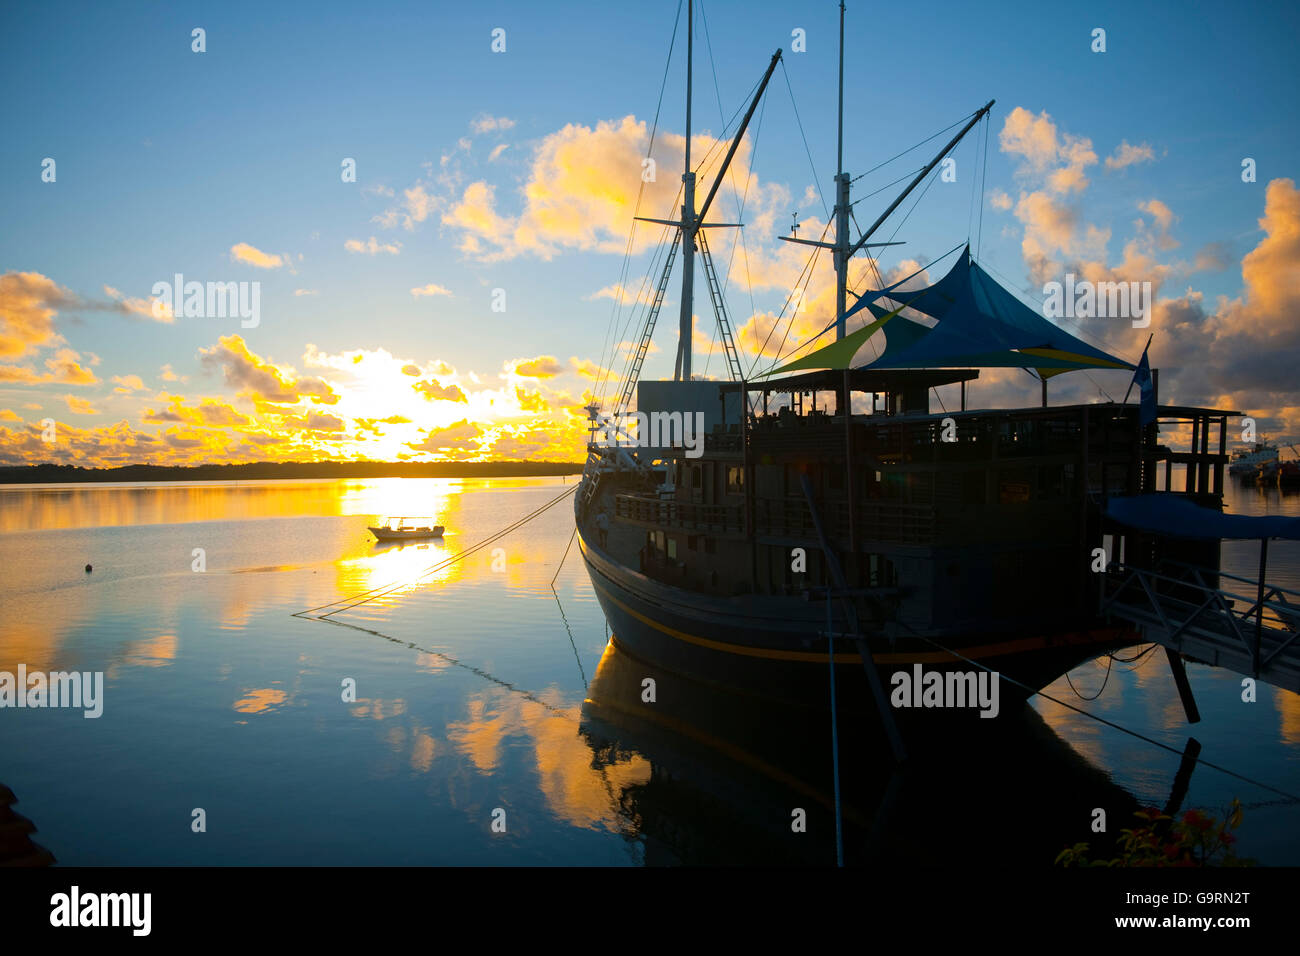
368, 516, 445, 541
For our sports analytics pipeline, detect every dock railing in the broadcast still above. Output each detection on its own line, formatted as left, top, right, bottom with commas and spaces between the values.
1101, 558, 1300, 686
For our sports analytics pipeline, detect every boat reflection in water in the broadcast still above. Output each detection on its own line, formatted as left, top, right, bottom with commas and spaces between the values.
580, 637, 1143, 866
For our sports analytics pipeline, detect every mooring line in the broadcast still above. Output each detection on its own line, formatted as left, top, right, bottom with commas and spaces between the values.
551, 525, 578, 589
551, 586, 589, 690
308, 611, 575, 718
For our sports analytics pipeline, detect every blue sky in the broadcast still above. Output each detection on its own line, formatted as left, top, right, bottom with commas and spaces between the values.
2, 0, 1298, 463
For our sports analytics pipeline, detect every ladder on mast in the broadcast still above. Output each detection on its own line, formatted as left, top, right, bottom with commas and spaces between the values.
697, 229, 744, 382
614, 236, 679, 415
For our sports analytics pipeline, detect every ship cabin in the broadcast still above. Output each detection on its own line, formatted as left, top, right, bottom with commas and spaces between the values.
607, 371, 1236, 637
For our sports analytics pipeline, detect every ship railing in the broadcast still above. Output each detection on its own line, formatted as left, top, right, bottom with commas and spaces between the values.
614, 493, 936, 544
615, 494, 744, 533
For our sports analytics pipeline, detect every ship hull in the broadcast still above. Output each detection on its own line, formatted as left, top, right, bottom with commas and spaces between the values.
577, 524, 1133, 720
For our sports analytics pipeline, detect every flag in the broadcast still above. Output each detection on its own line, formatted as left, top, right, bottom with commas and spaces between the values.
1132, 344, 1156, 427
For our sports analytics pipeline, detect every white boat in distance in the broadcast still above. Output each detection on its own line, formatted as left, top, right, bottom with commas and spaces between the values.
1228, 439, 1279, 476
368, 516, 445, 541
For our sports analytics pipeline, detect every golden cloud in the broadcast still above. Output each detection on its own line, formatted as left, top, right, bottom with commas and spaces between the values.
512, 355, 564, 378
199, 335, 339, 405
229, 243, 284, 269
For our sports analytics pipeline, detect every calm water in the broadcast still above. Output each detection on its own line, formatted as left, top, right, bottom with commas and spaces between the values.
1, 476, 1298, 865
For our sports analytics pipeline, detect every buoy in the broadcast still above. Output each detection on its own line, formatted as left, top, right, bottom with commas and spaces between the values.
84, 564, 92, 573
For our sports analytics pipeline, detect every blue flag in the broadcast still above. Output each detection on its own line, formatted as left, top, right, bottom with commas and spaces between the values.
1133, 346, 1156, 426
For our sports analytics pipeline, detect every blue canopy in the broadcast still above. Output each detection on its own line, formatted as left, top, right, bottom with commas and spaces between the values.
845, 246, 1134, 374
1105, 494, 1300, 540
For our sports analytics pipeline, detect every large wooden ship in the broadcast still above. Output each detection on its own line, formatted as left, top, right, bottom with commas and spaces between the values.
574, 2, 1237, 735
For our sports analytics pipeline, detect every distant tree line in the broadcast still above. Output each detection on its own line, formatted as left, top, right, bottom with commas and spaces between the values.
0, 461, 583, 484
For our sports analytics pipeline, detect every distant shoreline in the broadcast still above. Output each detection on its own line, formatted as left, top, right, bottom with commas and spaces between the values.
0, 461, 584, 484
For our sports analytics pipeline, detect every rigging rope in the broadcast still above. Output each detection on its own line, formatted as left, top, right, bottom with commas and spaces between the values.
976, 112, 990, 256
897, 623, 1300, 803
850, 109, 976, 184
780, 60, 830, 222
593, 0, 683, 404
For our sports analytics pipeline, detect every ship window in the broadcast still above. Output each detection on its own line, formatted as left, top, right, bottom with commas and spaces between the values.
868, 554, 897, 587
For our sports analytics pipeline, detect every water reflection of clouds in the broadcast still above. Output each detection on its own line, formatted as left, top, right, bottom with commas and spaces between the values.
445, 687, 650, 831
348, 697, 408, 721
1273, 687, 1300, 746
124, 633, 177, 668
342, 678, 649, 831
232, 686, 289, 714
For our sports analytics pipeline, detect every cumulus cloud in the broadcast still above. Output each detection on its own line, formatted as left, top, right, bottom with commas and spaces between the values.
373, 184, 441, 231
199, 335, 339, 404
1105, 141, 1156, 171
63, 394, 100, 415
103, 285, 174, 323
586, 283, 658, 305
230, 243, 284, 269
407, 419, 482, 454
112, 374, 145, 392
411, 283, 453, 298
0, 271, 73, 358
570, 357, 612, 380
438, 115, 786, 263
471, 114, 516, 135
511, 355, 563, 378
413, 378, 468, 403
344, 236, 402, 255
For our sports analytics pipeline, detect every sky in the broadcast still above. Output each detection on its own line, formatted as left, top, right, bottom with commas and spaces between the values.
2, 0, 1298, 465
